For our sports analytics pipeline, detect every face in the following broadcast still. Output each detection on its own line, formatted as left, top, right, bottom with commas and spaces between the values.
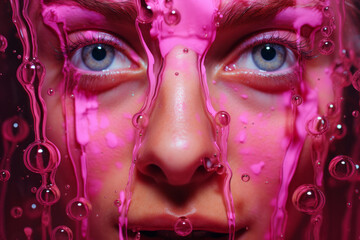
22, 0, 342, 239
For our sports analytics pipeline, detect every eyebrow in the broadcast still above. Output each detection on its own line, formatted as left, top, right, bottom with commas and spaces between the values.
219, 0, 295, 25
43, 0, 137, 21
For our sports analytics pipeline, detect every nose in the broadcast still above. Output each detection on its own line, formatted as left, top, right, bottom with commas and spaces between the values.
136, 45, 217, 186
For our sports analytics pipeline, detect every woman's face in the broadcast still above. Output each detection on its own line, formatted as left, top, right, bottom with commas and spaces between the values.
28, 0, 338, 239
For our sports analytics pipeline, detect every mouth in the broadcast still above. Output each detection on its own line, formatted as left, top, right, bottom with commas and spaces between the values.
126, 228, 247, 240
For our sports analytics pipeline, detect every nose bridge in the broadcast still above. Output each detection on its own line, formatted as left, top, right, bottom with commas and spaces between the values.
137, 45, 216, 185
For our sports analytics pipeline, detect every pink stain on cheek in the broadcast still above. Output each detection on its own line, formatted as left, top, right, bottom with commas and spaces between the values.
238, 114, 248, 125
123, 112, 133, 120
115, 162, 123, 170
100, 115, 110, 129
250, 161, 265, 175
87, 179, 103, 196
235, 130, 246, 144
105, 132, 119, 148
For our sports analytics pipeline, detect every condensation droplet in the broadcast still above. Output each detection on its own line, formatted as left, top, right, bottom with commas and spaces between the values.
132, 113, 149, 129
31, 187, 37, 193
202, 157, 218, 172
66, 198, 91, 221
328, 155, 355, 180
24, 227, 32, 239
0, 35, 8, 52
241, 174, 250, 182
352, 110, 359, 118
306, 116, 329, 136
36, 184, 61, 206
2, 116, 29, 142
216, 163, 225, 175
322, 6, 334, 18
215, 111, 230, 127
291, 94, 303, 106
175, 72, 179, 76
292, 184, 325, 214
352, 70, 360, 92
174, 216, 192, 237
114, 199, 121, 207
164, 9, 181, 25
318, 39, 334, 55
331, 63, 352, 87
321, 26, 333, 37
47, 88, 55, 96
183, 48, 188, 53
11, 206, 23, 219
24, 141, 60, 174
0, 170, 10, 182
51, 225, 73, 240
334, 123, 347, 139
347, 202, 352, 208
164, 0, 173, 8
326, 103, 337, 117
18, 60, 45, 85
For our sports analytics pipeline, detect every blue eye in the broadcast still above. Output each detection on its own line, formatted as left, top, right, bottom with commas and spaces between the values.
252, 43, 286, 71
82, 44, 115, 71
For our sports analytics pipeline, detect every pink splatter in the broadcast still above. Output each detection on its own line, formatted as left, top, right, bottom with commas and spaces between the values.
250, 161, 265, 175
235, 130, 246, 144
105, 132, 118, 148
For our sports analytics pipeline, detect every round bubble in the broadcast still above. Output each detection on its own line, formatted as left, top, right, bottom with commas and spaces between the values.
10, 206, 23, 219
291, 94, 303, 106
326, 103, 337, 117
306, 116, 329, 136
47, 88, 55, 96
321, 26, 333, 37
2, 116, 29, 142
334, 123, 347, 139
292, 184, 325, 214
322, 6, 334, 18
352, 70, 360, 92
352, 110, 359, 118
114, 199, 121, 207
66, 197, 91, 221
215, 111, 231, 127
36, 184, 61, 206
241, 174, 250, 182
24, 141, 60, 174
164, 9, 181, 25
174, 216, 192, 237
51, 225, 73, 240
0, 170, 10, 182
328, 155, 356, 180
0, 35, 8, 52
132, 113, 149, 129
318, 39, 334, 55
17, 59, 45, 85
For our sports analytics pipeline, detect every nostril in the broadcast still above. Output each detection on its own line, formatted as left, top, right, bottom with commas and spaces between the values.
144, 164, 167, 182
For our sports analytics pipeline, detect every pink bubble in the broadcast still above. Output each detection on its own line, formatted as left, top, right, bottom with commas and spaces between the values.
66, 197, 91, 221
0, 35, 8, 52
24, 141, 60, 174
174, 216, 192, 237
352, 110, 359, 118
132, 113, 149, 129
215, 111, 230, 127
2, 116, 29, 142
10, 206, 23, 219
333, 123, 347, 139
321, 26, 333, 37
241, 174, 250, 182
306, 116, 329, 136
352, 70, 360, 91
291, 94, 303, 106
18, 60, 45, 85
322, 6, 334, 18
51, 225, 73, 240
292, 184, 325, 214
328, 155, 356, 180
36, 184, 61, 206
164, 9, 181, 25
0, 170, 10, 182
318, 39, 334, 55
47, 88, 55, 96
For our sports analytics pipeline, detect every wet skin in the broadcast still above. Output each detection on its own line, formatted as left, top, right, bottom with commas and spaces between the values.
28, 0, 340, 239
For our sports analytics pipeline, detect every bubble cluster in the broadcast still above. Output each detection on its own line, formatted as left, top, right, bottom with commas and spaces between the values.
24, 141, 60, 174
292, 184, 325, 214
36, 184, 61, 206
215, 111, 230, 127
306, 116, 329, 136
66, 198, 91, 221
0, 35, 8, 52
174, 216, 192, 237
0, 170, 10, 182
328, 155, 356, 180
291, 94, 303, 106
10, 206, 23, 219
51, 225, 73, 240
318, 39, 335, 55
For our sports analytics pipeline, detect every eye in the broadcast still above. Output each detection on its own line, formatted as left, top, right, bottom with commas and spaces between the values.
252, 43, 286, 71
71, 43, 133, 71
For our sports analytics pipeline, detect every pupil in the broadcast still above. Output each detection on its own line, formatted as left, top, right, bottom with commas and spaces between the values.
261, 44, 276, 61
92, 45, 107, 61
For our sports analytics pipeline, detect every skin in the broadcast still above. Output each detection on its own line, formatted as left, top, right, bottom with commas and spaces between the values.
25, 0, 340, 239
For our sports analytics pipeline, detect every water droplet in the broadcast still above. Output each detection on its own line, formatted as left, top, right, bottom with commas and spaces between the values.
65, 184, 70, 190
202, 157, 218, 172
18, 59, 45, 85
322, 6, 334, 18
164, 0, 173, 8
291, 94, 303, 106
0, 170, 10, 182
216, 163, 225, 175
24, 141, 60, 173
306, 116, 329, 136
66, 197, 91, 221
132, 113, 149, 129
51, 225, 73, 240
24, 227, 32, 239
175, 72, 179, 76
352, 110, 359, 118
346, 202, 352, 208
352, 70, 360, 91
47, 88, 55, 96
326, 103, 337, 116
31, 187, 37, 193
331, 63, 352, 87
135, 231, 141, 240
241, 174, 250, 182
328, 155, 355, 180
321, 26, 333, 37
164, 9, 181, 25
318, 39, 334, 55
174, 216, 192, 237
215, 111, 230, 127
183, 48, 188, 53
2, 116, 29, 142
0, 35, 8, 52
334, 123, 347, 139
292, 184, 325, 214
114, 199, 121, 207
11, 206, 23, 219
36, 184, 61, 205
